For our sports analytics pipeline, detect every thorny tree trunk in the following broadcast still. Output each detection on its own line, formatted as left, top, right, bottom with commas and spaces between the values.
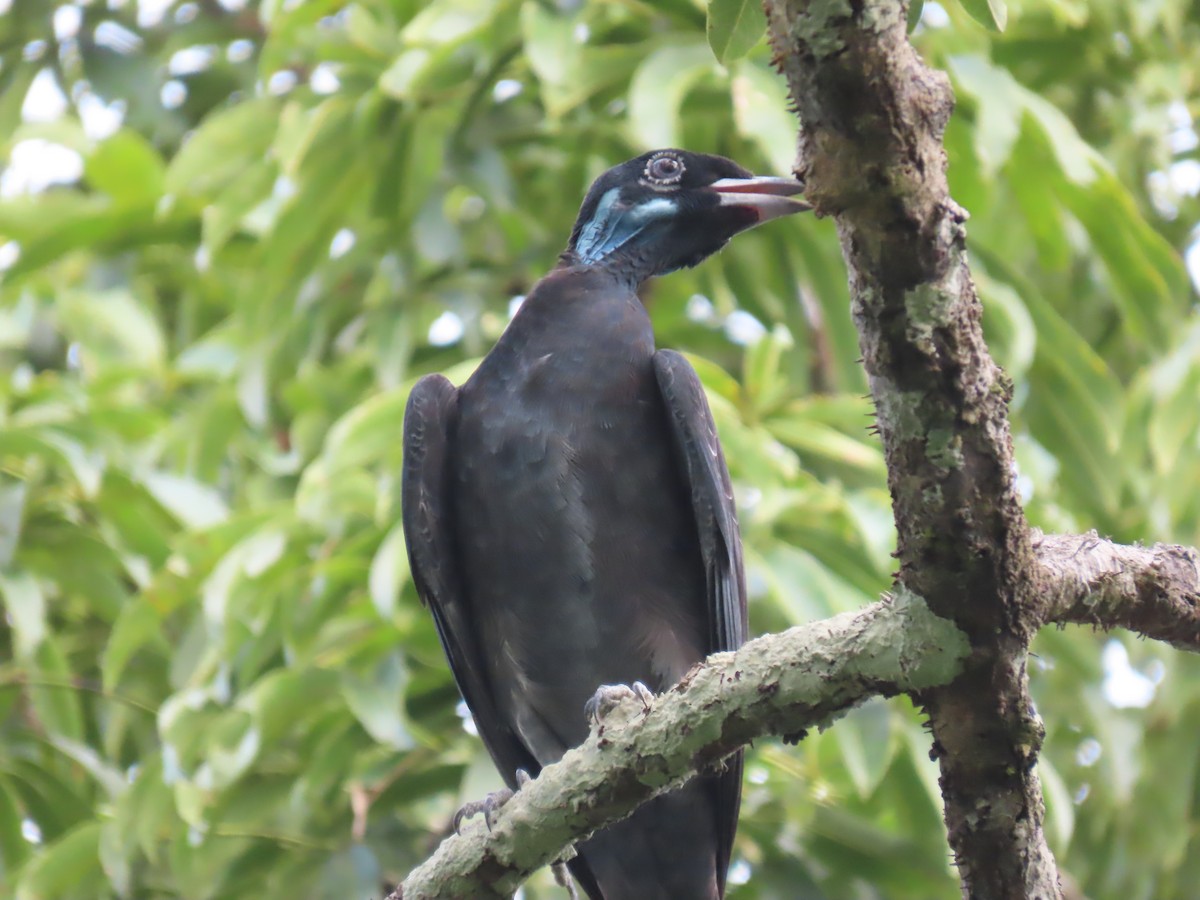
762, 1, 1057, 896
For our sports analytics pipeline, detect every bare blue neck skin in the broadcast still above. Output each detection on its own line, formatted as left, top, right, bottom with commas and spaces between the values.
571, 188, 679, 285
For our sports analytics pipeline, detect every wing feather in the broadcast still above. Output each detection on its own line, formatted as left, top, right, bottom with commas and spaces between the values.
653, 349, 749, 897
401, 374, 538, 785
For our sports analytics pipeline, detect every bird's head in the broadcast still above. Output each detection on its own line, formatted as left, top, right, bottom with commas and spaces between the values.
563, 149, 809, 284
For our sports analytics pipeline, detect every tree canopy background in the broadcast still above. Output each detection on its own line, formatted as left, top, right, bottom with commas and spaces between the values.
1, 1, 1198, 898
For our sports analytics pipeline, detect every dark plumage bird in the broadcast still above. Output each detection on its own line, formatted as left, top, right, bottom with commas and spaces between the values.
402, 150, 808, 899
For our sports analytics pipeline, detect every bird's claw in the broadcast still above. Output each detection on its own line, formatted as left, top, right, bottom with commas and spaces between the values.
584, 681, 655, 726
452, 769, 532, 832
452, 789, 511, 833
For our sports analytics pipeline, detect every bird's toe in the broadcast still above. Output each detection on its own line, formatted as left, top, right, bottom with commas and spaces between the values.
631, 680, 654, 708
452, 786, 515, 833
585, 682, 655, 726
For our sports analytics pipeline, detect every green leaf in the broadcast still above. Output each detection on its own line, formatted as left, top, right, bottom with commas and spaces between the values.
522, 4, 576, 87
303, 365, 473, 502
317, 845, 383, 899
976, 272, 1037, 382
0, 428, 105, 498
947, 55, 1024, 175
1056, 173, 1184, 347
340, 653, 413, 750
238, 668, 338, 744
743, 324, 792, 415
973, 246, 1126, 517
59, 288, 165, 370
48, 738, 127, 800
84, 130, 165, 207
520, 7, 643, 118
1038, 755, 1075, 851
139, 471, 230, 529
202, 529, 288, 629
1128, 699, 1200, 865
899, 719, 947, 825
1141, 326, 1200, 476
766, 417, 887, 479
369, 522, 411, 621
707, 400, 800, 488
378, 49, 434, 100
685, 353, 743, 405
0, 570, 45, 659
200, 714, 261, 788
0, 777, 32, 871
907, 0, 926, 32
707, 0, 767, 65
628, 42, 716, 149
164, 98, 278, 197
0, 64, 38, 146
317, 386, 411, 473
5, 760, 92, 840
102, 599, 166, 690
112, 757, 174, 863
756, 542, 871, 623
957, 0, 1007, 31
345, 2, 399, 58
201, 161, 277, 255
237, 348, 271, 430
1005, 130, 1071, 271
15, 821, 102, 900
0, 196, 188, 282
98, 820, 132, 897
834, 700, 895, 798
843, 491, 897, 576
953, 55, 1104, 185
731, 61, 799, 179
29, 639, 86, 743
401, 0, 494, 43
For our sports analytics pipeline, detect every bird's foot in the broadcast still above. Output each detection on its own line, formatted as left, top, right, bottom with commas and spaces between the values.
452, 769, 532, 833
584, 681, 655, 726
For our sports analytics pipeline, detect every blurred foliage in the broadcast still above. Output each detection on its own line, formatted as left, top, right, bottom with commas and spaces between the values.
0, 0, 1198, 898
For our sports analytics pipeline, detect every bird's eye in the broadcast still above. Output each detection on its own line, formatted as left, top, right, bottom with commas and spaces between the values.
644, 153, 685, 185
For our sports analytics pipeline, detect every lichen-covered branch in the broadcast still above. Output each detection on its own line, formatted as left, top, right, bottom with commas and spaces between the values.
395, 594, 970, 899
762, 1, 1054, 897
1035, 531, 1200, 650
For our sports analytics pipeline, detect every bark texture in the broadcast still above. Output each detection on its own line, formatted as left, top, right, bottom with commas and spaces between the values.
1036, 531, 1200, 650
762, 1, 1053, 897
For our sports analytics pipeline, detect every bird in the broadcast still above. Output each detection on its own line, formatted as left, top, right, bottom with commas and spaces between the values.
401, 149, 809, 899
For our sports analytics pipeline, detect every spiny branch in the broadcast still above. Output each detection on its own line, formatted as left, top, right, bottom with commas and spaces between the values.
1035, 531, 1200, 650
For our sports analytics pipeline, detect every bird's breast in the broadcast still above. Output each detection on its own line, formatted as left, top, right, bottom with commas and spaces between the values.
450, 290, 708, 746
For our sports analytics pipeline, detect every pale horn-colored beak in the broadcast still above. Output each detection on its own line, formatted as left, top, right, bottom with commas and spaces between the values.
710, 176, 811, 222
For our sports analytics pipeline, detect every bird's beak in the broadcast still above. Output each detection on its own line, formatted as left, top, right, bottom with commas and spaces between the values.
710, 176, 811, 222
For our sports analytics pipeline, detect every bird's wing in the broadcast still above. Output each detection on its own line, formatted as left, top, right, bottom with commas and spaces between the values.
653, 349, 748, 897
652, 350, 748, 653
401, 374, 539, 786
